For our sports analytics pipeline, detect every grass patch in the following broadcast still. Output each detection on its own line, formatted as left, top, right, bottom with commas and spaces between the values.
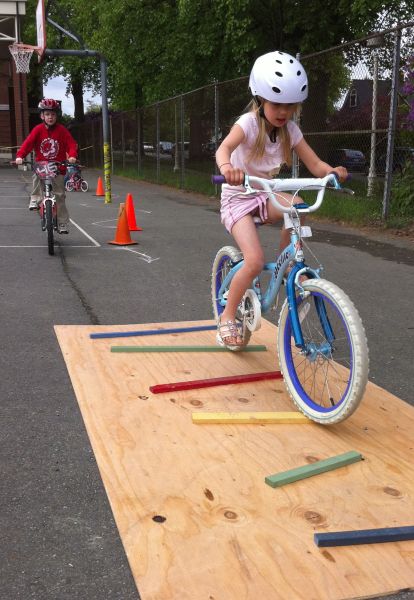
112, 160, 413, 231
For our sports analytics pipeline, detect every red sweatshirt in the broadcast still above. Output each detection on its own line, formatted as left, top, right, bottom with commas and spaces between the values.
17, 123, 78, 174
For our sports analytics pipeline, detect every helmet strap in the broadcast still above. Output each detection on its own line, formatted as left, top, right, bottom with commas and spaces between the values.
269, 127, 277, 143
257, 104, 278, 143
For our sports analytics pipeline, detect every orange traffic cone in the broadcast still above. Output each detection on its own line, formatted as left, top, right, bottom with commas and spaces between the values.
94, 177, 105, 197
108, 203, 138, 246
125, 193, 143, 231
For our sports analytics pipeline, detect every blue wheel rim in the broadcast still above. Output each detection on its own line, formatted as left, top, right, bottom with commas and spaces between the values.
283, 291, 353, 413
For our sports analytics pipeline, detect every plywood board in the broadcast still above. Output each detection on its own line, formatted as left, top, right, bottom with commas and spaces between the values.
55, 319, 414, 600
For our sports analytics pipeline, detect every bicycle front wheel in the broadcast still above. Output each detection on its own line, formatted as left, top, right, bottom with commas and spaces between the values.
278, 279, 369, 424
80, 180, 88, 192
45, 200, 54, 255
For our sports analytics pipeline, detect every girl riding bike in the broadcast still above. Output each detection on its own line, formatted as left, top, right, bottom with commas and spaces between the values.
215, 51, 347, 349
15, 98, 78, 235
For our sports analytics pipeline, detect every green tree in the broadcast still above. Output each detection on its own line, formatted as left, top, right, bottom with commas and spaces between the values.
22, 0, 414, 115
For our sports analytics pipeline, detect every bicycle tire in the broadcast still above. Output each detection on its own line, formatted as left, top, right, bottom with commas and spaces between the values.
45, 199, 54, 255
80, 180, 88, 192
211, 246, 252, 351
277, 279, 369, 424
65, 181, 74, 192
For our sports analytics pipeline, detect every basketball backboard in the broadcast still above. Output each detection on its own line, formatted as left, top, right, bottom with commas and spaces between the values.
36, 0, 46, 62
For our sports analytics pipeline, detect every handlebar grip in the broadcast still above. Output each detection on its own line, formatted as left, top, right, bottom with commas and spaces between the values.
212, 175, 226, 185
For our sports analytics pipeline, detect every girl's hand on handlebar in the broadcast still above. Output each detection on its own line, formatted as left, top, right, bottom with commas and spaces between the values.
15, 157, 23, 165
329, 166, 348, 183
67, 157, 77, 164
220, 164, 244, 186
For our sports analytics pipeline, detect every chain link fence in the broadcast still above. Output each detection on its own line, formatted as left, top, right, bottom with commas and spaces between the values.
70, 25, 414, 204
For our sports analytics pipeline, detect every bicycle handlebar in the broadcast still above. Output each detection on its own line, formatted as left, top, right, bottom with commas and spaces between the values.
11, 159, 86, 168
212, 173, 354, 214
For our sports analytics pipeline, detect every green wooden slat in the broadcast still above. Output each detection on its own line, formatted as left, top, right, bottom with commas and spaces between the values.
265, 451, 363, 488
110, 345, 268, 353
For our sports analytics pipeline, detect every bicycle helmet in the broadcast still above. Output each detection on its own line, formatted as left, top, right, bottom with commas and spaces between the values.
38, 98, 60, 112
249, 51, 308, 104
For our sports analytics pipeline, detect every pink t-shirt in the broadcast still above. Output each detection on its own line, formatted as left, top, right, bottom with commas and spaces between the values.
229, 111, 303, 178
219, 112, 303, 233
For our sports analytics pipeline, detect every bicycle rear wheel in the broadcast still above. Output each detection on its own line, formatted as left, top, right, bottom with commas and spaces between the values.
80, 180, 88, 192
45, 199, 54, 255
211, 245, 251, 350
278, 279, 369, 424
65, 181, 74, 192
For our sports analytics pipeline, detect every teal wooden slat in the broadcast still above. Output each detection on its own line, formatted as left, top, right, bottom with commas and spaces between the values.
265, 451, 363, 488
110, 345, 268, 353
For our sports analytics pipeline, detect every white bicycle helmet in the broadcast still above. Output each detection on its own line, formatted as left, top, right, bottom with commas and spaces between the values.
249, 51, 308, 104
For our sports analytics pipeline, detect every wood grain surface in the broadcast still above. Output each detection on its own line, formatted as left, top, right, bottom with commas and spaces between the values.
55, 319, 414, 600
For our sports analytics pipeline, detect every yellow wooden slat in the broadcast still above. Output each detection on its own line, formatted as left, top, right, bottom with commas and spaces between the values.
192, 411, 310, 424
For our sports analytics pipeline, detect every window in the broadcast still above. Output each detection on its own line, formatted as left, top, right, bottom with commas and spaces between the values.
349, 89, 357, 108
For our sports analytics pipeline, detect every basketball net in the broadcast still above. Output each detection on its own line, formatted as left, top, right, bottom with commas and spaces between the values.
9, 44, 36, 73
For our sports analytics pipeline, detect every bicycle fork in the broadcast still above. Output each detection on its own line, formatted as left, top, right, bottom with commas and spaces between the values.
286, 262, 335, 356
39, 183, 57, 231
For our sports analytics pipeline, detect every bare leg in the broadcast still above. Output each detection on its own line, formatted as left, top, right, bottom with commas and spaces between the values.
218, 214, 264, 345
217, 193, 305, 345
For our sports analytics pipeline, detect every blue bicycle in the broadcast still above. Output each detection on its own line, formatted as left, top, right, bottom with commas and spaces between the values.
211, 173, 369, 424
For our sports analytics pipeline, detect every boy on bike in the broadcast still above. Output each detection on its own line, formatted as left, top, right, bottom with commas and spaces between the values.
15, 98, 78, 234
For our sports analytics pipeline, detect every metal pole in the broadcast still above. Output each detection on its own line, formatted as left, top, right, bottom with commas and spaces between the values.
156, 103, 160, 183
173, 99, 179, 173
214, 80, 219, 168
109, 115, 113, 174
367, 50, 379, 197
291, 53, 301, 178
15, 2, 27, 141
137, 108, 141, 174
382, 30, 402, 219
180, 95, 185, 188
121, 113, 125, 170
100, 56, 111, 203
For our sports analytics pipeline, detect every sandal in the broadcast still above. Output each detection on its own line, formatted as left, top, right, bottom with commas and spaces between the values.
216, 317, 244, 348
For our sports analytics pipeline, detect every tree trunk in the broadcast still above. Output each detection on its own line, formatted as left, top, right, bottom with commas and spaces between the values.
71, 77, 85, 122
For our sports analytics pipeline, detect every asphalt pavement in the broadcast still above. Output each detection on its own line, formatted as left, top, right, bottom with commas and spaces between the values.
1, 165, 413, 600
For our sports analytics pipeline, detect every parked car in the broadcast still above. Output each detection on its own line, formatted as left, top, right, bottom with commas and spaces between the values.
171, 142, 190, 159
159, 141, 173, 154
202, 141, 216, 157
376, 147, 414, 174
143, 142, 155, 153
328, 149, 367, 172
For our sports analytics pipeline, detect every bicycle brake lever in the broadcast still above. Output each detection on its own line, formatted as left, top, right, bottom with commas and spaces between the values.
328, 186, 355, 196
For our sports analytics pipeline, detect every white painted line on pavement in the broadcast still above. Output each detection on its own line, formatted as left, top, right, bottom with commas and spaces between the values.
119, 246, 159, 263
91, 218, 117, 228
69, 218, 101, 246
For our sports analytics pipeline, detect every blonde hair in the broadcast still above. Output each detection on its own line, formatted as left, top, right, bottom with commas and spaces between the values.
245, 99, 299, 167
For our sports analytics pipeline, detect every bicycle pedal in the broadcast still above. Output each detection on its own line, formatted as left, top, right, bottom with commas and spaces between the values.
301, 226, 312, 238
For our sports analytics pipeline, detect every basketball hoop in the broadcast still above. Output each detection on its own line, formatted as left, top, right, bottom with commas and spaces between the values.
9, 44, 39, 74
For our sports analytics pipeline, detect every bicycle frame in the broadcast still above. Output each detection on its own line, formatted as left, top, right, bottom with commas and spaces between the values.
216, 231, 321, 349
213, 173, 347, 351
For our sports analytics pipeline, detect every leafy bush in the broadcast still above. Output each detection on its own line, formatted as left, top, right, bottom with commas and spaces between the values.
389, 161, 414, 220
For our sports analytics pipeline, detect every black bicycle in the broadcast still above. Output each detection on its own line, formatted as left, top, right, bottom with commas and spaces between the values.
13, 160, 72, 255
